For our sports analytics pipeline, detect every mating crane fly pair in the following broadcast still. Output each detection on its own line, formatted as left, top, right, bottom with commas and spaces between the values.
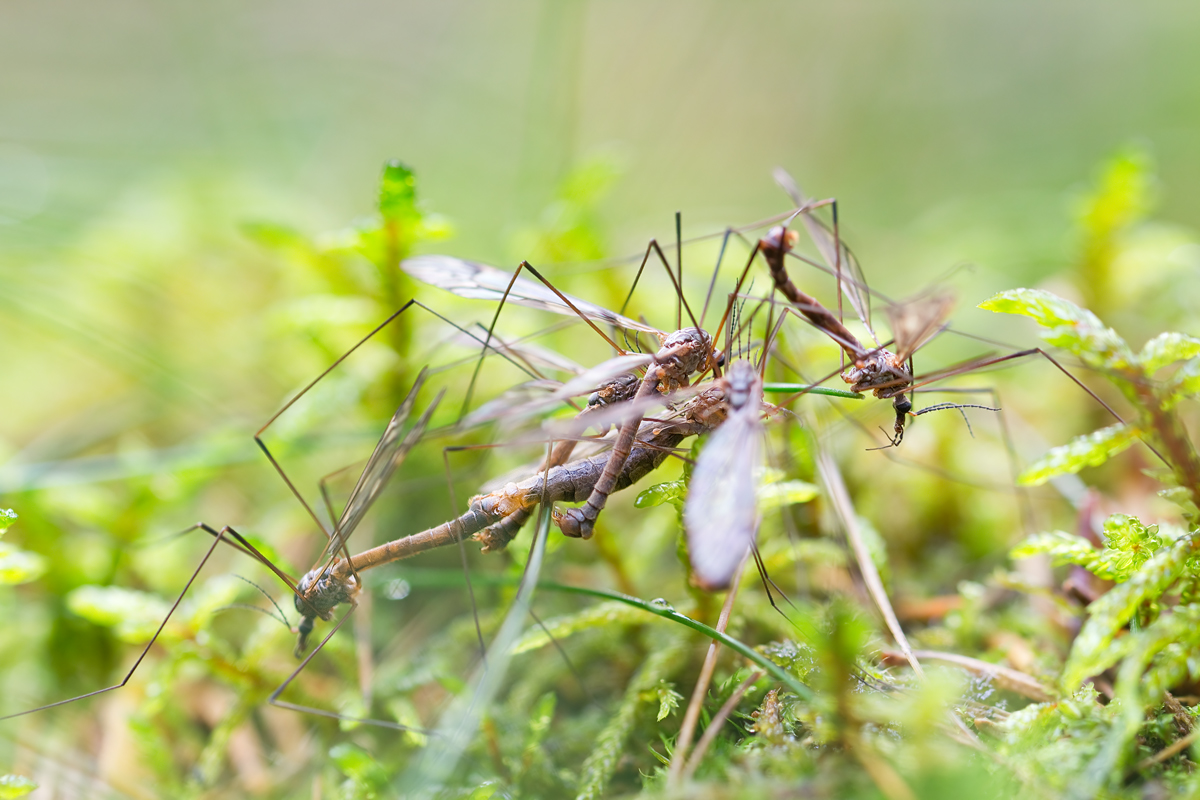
2, 181, 1022, 731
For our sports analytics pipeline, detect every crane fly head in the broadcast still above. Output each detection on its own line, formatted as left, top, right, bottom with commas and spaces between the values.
760, 226, 800, 256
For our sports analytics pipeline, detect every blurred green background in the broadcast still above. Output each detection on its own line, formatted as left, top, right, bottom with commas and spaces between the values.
3, 2, 1200, 798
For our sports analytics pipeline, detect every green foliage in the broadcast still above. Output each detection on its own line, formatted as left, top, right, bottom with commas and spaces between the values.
981, 287, 1200, 515
0, 509, 46, 586
574, 628, 688, 800
9, 149, 1200, 800
330, 743, 390, 800
979, 288, 1133, 369
1060, 530, 1197, 691
1013, 515, 1169, 583
1018, 423, 1139, 485
0, 776, 37, 799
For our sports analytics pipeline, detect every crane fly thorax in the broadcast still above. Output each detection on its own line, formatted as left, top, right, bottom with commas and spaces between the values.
841, 348, 910, 399
295, 560, 360, 621
722, 360, 759, 411
653, 328, 713, 391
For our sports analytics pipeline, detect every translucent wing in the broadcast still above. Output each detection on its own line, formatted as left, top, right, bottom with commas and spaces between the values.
448, 327, 587, 376
402, 255, 663, 335
460, 354, 653, 428
683, 373, 763, 591
887, 290, 955, 363
773, 168, 877, 344
327, 372, 443, 557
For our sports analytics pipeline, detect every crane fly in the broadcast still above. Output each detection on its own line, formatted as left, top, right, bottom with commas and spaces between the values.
401, 241, 749, 540
759, 172, 1009, 447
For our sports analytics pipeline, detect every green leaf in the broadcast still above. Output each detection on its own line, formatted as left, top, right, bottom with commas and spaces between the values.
1164, 357, 1200, 408
0, 775, 38, 799
635, 479, 686, 509
330, 742, 389, 792
1010, 531, 1101, 573
978, 289, 1131, 366
525, 692, 556, 750
0, 509, 16, 536
1061, 532, 1198, 691
653, 681, 683, 721
67, 585, 173, 643
1097, 514, 1166, 581
757, 479, 819, 511
1075, 146, 1155, 242
1158, 486, 1200, 518
1018, 424, 1138, 486
0, 544, 47, 585
979, 288, 1106, 332
1139, 332, 1200, 373
377, 160, 417, 223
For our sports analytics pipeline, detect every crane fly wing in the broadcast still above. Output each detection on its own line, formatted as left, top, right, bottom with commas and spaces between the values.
887, 290, 955, 363
328, 372, 443, 556
543, 384, 704, 440
683, 403, 762, 591
402, 255, 663, 335
773, 168, 876, 343
460, 354, 653, 428
448, 328, 588, 376
548, 354, 653, 403
458, 381, 562, 428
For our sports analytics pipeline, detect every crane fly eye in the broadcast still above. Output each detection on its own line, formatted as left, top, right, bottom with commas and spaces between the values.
895, 397, 913, 415
587, 391, 602, 407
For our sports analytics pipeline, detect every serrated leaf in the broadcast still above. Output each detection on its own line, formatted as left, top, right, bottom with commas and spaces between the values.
1139, 332, 1200, 373
0, 775, 38, 799
757, 479, 819, 511
1010, 531, 1101, 572
1060, 532, 1197, 691
0, 509, 16, 536
1164, 357, 1200, 408
979, 289, 1106, 332
1159, 486, 1200, 517
1018, 424, 1138, 486
635, 479, 685, 509
979, 289, 1131, 366
0, 543, 47, 585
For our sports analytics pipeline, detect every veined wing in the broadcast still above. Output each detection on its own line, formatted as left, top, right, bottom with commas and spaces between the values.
460, 353, 653, 428
773, 168, 877, 344
402, 255, 663, 335
542, 378, 709, 441
887, 290, 955, 364
327, 372, 444, 557
683, 381, 763, 592
448, 327, 588, 377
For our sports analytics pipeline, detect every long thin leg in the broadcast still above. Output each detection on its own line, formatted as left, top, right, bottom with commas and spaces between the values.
266, 605, 431, 732
254, 302, 416, 543
0, 523, 251, 720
